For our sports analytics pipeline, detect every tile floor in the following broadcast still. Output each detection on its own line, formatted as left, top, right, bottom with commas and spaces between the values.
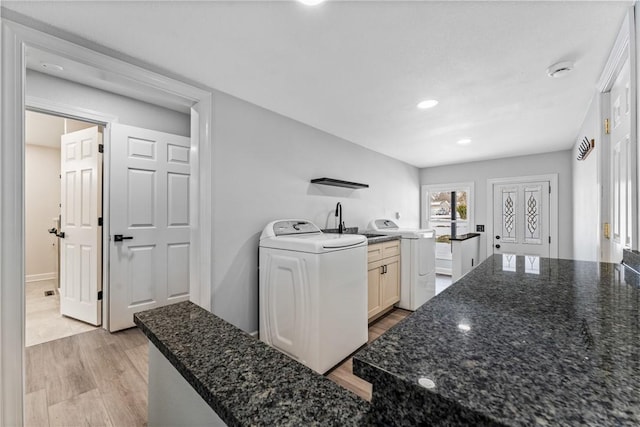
26, 279, 97, 347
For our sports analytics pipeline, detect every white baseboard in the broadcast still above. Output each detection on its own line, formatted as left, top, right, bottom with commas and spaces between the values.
25, 272, 57, 283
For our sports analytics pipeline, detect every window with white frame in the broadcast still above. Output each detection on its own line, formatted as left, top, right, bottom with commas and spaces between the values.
421, 182, 474, 275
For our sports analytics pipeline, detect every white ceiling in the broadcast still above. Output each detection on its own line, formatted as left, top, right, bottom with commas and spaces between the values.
3, 1, 632, 167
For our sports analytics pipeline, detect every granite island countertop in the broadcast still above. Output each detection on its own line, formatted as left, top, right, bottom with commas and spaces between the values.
134, 301, 371, 426
354, 255, 640, 426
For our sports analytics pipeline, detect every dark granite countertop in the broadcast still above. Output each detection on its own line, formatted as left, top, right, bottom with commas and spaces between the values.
364, 234, 401, 244
449, 232, 481, 241
134, 301, 370, 426
354, 255, 640, 426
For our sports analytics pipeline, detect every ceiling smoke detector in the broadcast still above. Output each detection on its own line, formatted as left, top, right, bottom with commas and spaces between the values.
547, 61, 574, 78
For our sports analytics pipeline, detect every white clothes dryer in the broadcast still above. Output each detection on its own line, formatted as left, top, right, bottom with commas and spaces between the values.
368, 219, 436, 311
259, 219, 368, 374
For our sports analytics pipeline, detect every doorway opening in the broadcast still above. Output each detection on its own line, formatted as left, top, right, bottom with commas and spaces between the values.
25, 110, 104, 347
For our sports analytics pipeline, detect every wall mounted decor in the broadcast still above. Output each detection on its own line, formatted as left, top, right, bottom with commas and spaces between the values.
577, 137, 595, 161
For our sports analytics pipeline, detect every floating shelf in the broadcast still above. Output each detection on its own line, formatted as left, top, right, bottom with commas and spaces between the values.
311, 177, 369, 189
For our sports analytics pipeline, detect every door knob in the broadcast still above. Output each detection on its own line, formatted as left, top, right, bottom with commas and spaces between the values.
113, 234, 133, 242
495, 244, 501, 249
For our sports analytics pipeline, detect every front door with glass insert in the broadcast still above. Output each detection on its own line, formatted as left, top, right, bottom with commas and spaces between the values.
493, 181, 550, 257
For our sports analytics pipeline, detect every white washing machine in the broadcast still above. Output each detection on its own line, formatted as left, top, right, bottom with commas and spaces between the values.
259, 219, 368, 374
368, 219, 436, 311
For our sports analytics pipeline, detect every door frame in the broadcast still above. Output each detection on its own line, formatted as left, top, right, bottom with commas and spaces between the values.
596, 8, 636, 262
1, 17, 214, 425
486, 174, 559, 259
27, 98, 115, 329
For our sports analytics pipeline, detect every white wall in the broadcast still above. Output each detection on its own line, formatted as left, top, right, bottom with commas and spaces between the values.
26, 70, 190, 136
25, 144, 60, 279
420, 150, 573, 261
211, 91, 420, 332
572, 98, 600, 262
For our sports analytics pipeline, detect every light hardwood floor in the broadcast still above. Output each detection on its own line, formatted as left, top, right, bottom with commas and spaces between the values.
326, 308, 411, 401
25, 327, 148, 427
25, 308, 410, 425
26, 280, 97, 347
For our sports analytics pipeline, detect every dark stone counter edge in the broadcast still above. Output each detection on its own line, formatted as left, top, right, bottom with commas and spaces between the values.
353, 361, 505, 426
449, 233, 481, 241
133, 314, 243, 427
366, 235, 402, 244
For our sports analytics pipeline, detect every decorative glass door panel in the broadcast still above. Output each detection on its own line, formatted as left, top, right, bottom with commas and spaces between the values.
493, 181, 550, 257
500, 187, 517, 243
523, 185, 542, 244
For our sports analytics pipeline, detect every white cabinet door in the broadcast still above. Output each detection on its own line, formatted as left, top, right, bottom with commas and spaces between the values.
60, 126, 102, 326
109, 124, 191, 331
493, 181, 550, 257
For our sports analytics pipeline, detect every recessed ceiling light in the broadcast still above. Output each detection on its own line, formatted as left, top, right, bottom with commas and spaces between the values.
298, 0, 326, 5
41, 62, 64, 72
417, 99, 438, 109
457, 138, 472, 145
547, 61, 574, 78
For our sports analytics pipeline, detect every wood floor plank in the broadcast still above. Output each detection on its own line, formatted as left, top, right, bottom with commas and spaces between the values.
81, 341, 147, 395
48, 389, 113, 427
43, 335, 98, 406
104, 327, 148, 351
125, 343, 149, 383
326, 308, 410, 401
101, 388, 147, 427
327, 359, 372, 401
25, 344, 46, 393
24, 389, 49, 427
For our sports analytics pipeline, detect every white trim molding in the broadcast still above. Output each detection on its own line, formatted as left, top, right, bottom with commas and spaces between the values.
597, 6, 637, 260
25, 272, 57, 283
486, 174, 559, 260
1, 15, 215, 424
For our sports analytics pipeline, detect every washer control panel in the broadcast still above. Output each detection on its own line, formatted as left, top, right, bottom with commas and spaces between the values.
373, 219, 399, 230
273, 220, 321, 236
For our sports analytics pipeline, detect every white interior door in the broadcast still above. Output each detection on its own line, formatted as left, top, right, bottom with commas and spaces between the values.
492, 181, 550, 257
60, 126, 103, 326
610, 57, 632, 262
110, 124, 191, 331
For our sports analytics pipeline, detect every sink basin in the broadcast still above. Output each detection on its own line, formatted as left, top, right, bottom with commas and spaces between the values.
322, 227, 359, 234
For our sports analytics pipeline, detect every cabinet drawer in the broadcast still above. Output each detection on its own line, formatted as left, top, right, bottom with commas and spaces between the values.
368, 243, 384, 262
381, 240, 400, 259
368, 239, 401, 262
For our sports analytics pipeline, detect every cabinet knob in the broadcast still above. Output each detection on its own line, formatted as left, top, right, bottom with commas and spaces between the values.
495, 244, 501, 249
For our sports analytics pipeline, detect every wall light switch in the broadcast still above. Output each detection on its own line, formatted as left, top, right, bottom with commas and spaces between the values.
395, 212, 401, 220
476, 224, 484, 232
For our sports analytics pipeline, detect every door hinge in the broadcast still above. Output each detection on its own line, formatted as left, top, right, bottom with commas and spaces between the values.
97, 290, 103, 300
549, 186, 551, 194
98, 144, 104, 153
605, 118, 610, 134
98, 217, 103, 226
549, 236, 551, 244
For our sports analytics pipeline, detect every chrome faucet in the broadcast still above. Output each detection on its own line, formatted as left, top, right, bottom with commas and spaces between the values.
335, 202, 344, 234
